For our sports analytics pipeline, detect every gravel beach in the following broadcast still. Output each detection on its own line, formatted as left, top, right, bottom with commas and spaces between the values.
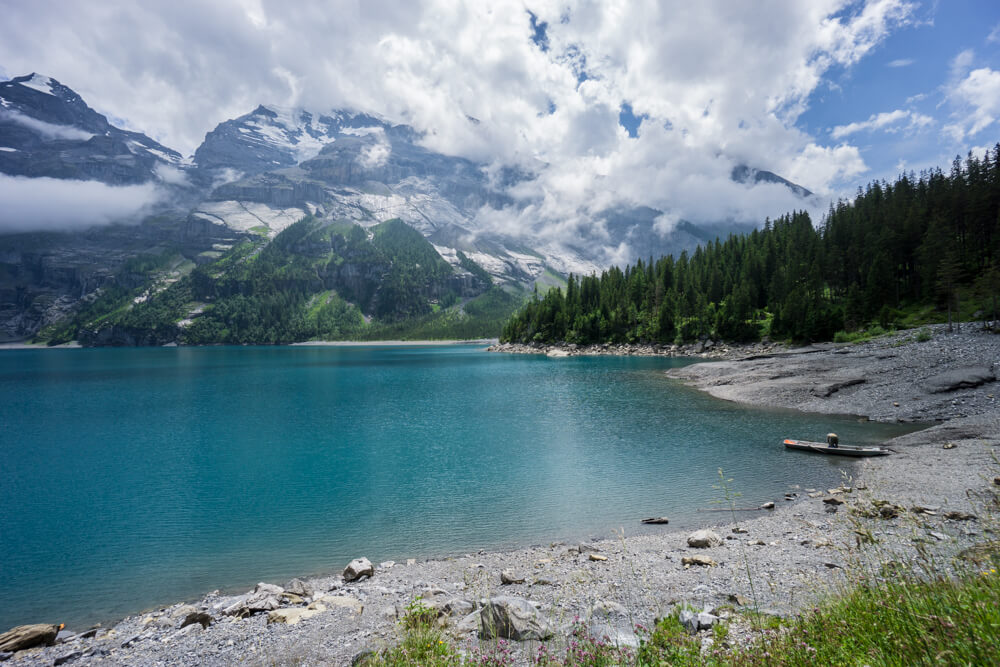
4, 324, 998, 666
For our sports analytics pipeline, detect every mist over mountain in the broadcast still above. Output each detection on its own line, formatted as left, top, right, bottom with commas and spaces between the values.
0, 74, 813, 343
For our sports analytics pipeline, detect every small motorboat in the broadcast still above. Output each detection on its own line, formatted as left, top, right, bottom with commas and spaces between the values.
783, 438, 890, 457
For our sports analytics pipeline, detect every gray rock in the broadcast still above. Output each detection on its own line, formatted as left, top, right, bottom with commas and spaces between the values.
343, 557, 375, 582
284, 578, 311, 597
221, 589, 283, 617
444, 599, 475, 617
455, 610, 482, 634
588, 620, 639, 648
500, 570, 525, 585
687, 529, 723, 548
924, 367, 996, 393
168, 604, 200, 621
679, 609, 698, 634
0, 652, 11, 662
679, 608, 720, 634
254, 582, 284, 596
53, 650, 84, 665
479, 596, 553, 641
420, 594, 473, 619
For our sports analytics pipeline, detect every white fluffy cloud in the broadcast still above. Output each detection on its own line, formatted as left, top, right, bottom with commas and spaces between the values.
831, 109, 933, 138
945, 66, 1000, 140
0, 175, 163, 232
0, 0, 919, 242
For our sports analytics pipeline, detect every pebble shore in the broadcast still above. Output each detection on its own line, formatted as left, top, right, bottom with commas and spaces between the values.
4, 324, 998, 665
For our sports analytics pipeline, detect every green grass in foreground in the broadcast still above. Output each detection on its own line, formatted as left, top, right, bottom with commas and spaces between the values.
726, 567, 1000, 666
358, 555, 1000, 666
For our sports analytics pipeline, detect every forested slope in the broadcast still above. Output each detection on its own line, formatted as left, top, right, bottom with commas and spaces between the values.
502, 147, 1000, 345
38, 217, 522, 346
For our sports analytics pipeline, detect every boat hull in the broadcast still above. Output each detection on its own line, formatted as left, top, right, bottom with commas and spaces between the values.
783, 438, 889, 457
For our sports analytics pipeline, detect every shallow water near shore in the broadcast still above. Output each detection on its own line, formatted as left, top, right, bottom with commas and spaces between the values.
0, 345, 919, 630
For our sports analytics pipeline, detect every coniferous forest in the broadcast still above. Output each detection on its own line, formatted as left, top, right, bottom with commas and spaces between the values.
501, 147, 1000, 345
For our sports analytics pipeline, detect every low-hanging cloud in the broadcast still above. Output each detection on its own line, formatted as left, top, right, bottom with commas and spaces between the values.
0, 174, 163, 232
0, 109, 94, 141
153, 162, 192, 186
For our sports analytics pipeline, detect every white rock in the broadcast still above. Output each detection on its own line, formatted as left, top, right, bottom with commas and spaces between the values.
687, 529, 723, 548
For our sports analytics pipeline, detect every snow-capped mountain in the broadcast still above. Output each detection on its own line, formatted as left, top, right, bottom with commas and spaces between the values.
193, 104, 396, 175
188, 102, 602, 282
0, 73, 186, 185
0, 73, 814, 342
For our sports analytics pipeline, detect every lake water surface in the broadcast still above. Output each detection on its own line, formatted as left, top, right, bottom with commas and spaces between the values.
0, 345, 918, 629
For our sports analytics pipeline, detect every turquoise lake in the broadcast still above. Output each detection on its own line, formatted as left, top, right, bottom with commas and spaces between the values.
0, 345, 918, 630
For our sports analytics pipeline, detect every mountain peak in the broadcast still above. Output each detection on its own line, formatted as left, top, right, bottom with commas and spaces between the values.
12, 73, 58, 95
731, 164, 812, 198
1, 72, 184, 184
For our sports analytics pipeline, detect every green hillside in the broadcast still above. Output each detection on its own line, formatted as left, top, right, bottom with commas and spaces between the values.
37, 217, 522, 346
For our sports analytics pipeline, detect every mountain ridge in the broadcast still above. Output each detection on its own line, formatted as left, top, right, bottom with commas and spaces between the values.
0, 72, 814, 344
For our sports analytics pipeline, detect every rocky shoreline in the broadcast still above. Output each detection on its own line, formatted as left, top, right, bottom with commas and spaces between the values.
4, 324, 999, 666
486, 339, 787, 360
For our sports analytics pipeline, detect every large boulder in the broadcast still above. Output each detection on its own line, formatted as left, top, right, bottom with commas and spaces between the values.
687, 529, 723, 548
0, 624, 61, 652
923, 367, 996, 393
343, 557, 374, 582
479, 597, 553, 641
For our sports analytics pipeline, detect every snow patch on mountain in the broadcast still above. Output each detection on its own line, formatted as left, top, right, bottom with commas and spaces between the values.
18, 74, 56, 96
237, 105, 336, 163
193, 200, 306, 237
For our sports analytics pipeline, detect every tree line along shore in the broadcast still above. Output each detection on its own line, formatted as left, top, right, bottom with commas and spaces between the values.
502, 147, 1000, 347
